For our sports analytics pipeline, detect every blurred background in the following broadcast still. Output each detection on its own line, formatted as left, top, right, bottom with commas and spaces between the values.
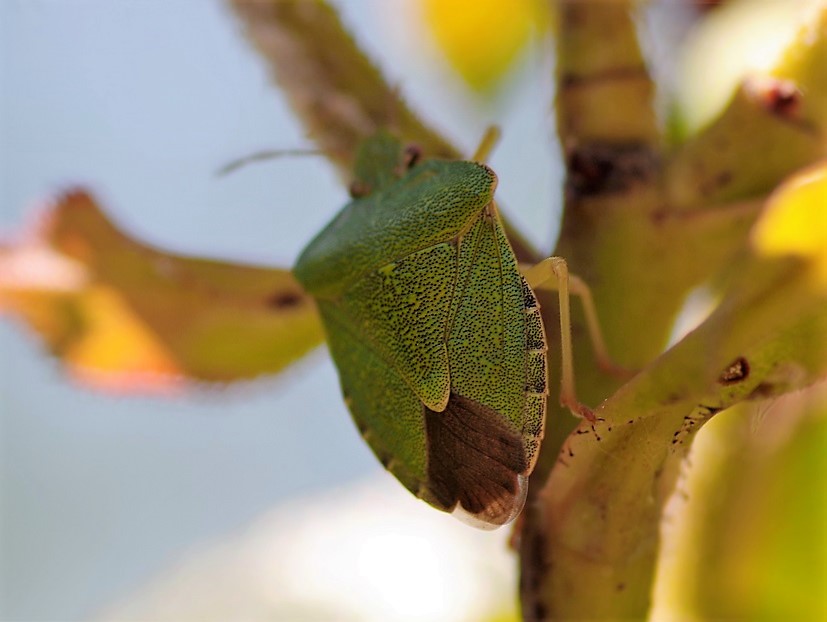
2, 1, 824, 620
1, 1, 557, 619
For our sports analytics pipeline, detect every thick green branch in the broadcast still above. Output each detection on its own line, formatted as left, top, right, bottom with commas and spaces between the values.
523, 3, 827, 620
524, 247, 827, 619
667, 5, 827, 209
555, 0, 659, 147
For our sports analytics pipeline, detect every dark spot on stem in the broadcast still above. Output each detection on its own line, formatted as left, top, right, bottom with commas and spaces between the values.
756, 78, 802, 118
718, 357, 749, 384
532, 602, 547, 621
749, 382, 777, 399
266, 290, 303, 309
518, 519, 547, 620
566, 142, 657, 197
715, 170, 733, 187
560, 65, 649, 88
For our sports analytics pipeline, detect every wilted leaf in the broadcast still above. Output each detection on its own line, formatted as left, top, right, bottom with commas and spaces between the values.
0, 190, 324, 392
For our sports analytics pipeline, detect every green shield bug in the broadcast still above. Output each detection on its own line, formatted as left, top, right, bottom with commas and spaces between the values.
294, 131, 604, 528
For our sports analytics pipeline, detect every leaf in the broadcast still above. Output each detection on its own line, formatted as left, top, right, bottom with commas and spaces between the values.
0, 190, 324, 393
753, 159, 827, 288
655, 385, 827, 621
420, 0, 549, 93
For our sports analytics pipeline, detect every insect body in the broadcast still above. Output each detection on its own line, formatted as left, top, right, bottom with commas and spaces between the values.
294, 134, 547, 527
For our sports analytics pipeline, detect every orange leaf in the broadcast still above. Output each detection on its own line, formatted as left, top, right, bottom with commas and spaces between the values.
1, 190, 324, 393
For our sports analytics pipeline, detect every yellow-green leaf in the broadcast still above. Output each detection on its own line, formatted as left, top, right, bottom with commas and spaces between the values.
657, 387, 827, 621
0, 190, 324, 392
752, 159, 827, 288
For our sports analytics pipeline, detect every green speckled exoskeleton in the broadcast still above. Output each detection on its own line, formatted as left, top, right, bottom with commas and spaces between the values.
294, 131, 613, 528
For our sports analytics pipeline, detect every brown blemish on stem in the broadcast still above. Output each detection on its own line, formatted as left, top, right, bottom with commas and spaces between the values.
560, 65, 650, 89
266, 290, 304, 310
566, 142, 658, 197
718, 357, 750, 385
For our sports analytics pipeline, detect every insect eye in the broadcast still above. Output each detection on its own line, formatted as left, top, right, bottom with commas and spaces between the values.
349, 179, 372, 199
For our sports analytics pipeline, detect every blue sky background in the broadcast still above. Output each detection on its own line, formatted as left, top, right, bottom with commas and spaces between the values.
0, 1, 560, 618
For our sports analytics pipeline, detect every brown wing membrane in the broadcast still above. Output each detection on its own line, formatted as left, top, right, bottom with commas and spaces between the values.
424, 393, 529, 527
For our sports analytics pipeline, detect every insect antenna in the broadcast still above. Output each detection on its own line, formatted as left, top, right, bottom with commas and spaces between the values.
216, 148, 321, 177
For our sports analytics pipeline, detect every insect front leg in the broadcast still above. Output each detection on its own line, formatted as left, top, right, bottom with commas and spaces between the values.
521, 257, 628, 422
470, 126, 502, 163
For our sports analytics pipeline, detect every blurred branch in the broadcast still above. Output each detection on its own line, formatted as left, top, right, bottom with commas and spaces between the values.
554, 0, 659, 148
227, 0, 458, 177
227, 0, 540, 262
667, 4, 827, 208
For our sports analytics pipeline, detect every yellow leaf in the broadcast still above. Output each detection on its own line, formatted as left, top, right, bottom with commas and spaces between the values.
65, 285, 184, 393
421, 0, 548, 92
752, 160, 827, 288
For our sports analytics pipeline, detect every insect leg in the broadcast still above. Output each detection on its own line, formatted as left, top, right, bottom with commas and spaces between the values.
522, 257, 625, 376
521, 257, 627, 421
471, 126, 502, 163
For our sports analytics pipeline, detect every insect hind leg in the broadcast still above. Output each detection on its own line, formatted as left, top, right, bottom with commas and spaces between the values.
521, 257, 628, 422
